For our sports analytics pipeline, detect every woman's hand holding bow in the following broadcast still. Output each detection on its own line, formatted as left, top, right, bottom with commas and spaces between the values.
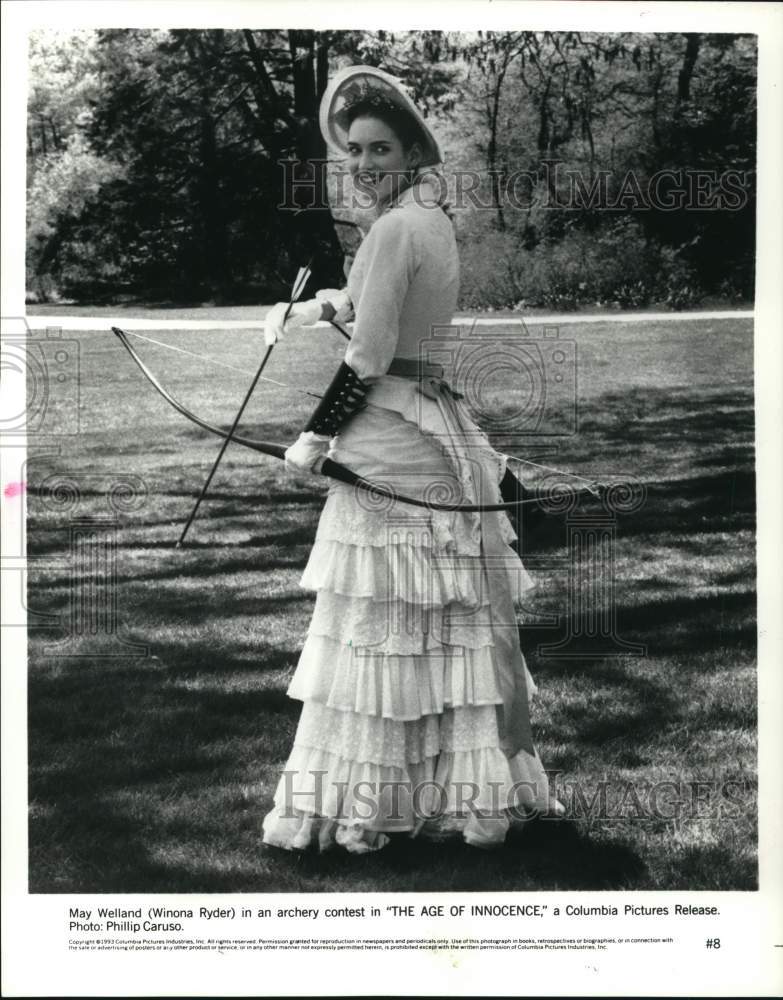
284, 431, 330, 476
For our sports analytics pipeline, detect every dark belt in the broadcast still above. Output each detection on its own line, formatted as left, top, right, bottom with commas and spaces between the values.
387, 357, 445, 380
386, 356, 462, 399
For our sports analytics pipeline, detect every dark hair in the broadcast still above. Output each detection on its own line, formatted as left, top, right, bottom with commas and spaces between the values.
344, 94, 426, 154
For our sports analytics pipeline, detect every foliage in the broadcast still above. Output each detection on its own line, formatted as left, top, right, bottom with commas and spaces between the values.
26, 30, 124, 301
457, 216, 705, 311
26, 29, 756, 306
26, 134, 126, 301
27, 28, 100, 158
451, 30, 755, 304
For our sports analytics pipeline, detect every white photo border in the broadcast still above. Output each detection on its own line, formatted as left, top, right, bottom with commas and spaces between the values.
2, 2, 781, 997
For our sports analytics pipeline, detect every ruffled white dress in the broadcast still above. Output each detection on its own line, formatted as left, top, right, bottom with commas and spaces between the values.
262, 180, 554, 853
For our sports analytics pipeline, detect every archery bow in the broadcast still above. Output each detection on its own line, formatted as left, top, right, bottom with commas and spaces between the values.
112, 324, 605, 514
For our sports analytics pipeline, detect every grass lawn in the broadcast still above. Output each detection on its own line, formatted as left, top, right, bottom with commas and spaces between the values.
25, 314, 756, 892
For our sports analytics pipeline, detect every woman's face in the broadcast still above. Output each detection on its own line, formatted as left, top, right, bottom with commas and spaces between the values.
346, 115, 421, 209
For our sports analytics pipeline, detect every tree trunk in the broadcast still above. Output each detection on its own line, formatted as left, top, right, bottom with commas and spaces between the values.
185, 33, 229, 298
286, 29, 345, 287
487, 68, 506, 231
537, 79, 551, 154
650, 61, 664, 150
677, 33, 701, 106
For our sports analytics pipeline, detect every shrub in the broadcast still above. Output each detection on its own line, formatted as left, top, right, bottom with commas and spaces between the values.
656, 246, 705, 311
457, 216, 661, 310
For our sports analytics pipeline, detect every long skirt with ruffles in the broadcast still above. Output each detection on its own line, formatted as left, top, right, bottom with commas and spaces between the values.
261, 374, 554, 853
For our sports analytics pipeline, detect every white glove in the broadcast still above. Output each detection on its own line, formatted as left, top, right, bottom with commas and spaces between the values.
315, 288, 354, 324
284, 431, 330, 476
264, 298, 323, 346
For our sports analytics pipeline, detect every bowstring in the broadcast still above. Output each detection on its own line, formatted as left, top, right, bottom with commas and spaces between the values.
121, 329, 323, 399
502, 454, 603, 496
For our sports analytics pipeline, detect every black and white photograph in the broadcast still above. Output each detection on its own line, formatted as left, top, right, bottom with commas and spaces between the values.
2, 1, 782, 996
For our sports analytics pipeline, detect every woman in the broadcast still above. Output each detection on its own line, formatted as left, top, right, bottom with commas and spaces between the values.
261, 66, 562, 854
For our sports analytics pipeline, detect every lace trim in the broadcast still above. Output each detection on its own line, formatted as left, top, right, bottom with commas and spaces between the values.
293, 702, 441, 766
300, 536, 534, 607
292, 701, 514, 767
287, 632, 538, 721
315, 484, 469, 551
307, 589, 522, 652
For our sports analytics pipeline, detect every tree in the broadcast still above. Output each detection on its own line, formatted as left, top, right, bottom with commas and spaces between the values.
80, 28, 458, 299
26, 28, 756, 306
26, 29, 125, 299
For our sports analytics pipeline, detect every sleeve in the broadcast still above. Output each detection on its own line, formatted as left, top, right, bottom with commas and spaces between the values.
344, 211, 421, 382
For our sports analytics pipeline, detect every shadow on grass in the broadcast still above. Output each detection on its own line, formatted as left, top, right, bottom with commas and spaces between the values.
521, 469, 755, 554
30, 801, 756, 892
522, 589, 756, 665
26, 465, 754, 566
30, 807, 647, 893
279, 818, 648, 893
26, 377, 757, 893
513, 381, 755, 551
26, 497, 324, 560
576, 385, 754, 444
29, 649, 301, 798
120, 588, 310, 627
